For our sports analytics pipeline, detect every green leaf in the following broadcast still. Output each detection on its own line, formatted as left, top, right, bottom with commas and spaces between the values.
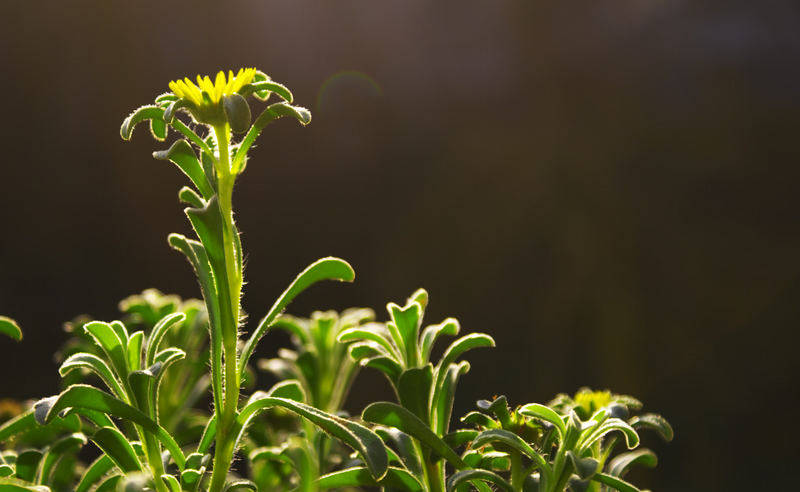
243, 80, 294, 103
387, 302, 422, 367
37, 432, 87, 484
145, 312, 186, 368
519, 403, 567, 441
364, 356, 403, 384
397, 365, 433, 423
420, 318, 459, 364
237, 394, 388, 480
362, 402, 466, 469
580, 418, 639, 451
128, 364, 159, 417
153, 139, 214, 200
151, 349, 186, 414
14, 450, 42, 482
150, 117, 167, 141
75, 455, 114, 492
178, 186, 205, 208
239, 257, 355, 374
318, 466, 424, 492
470, 429, 549, 475
0, 478, 50, 491
0, 410, 36, 442
567, 451, 600, 480
120, 105, 165, 141
460, 411, 497, 429
83, 321, 129, 382
442, 429, 479, 449
608, 449, 657, 478
167, 234, 223, 412
94, 474, 123, 492
126, 331, 144, 373
629, 413, 673, 442
338, 326, 402, 361
0, 465, 13, 477
181, 468, 204, 491
446, 469, 514, 492
0, 316, 22, 341
433, 361, 470, 436
91, 427, 143, 473
591, 472, 642, 492
232, 102, 312, 171
223, 479, 257, 491
433, 334, 494, 395
265, 379, 306, 402
186, 196, 225, 270
34, 385, 185, 470
374, 427, 423, 477
161, 474, 181, 492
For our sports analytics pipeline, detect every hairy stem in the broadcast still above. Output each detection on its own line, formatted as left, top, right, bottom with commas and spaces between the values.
207, 124, 245, 492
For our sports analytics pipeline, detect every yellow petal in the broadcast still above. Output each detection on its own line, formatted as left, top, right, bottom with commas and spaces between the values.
225, 70, 235, 94
168, 80, 183, 98
214, 71, 226, 102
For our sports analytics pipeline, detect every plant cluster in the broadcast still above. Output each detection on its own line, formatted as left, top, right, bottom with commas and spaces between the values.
0, 69, 672, 492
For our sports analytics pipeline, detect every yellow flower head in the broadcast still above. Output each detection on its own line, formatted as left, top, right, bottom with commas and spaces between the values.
169, 68, 257, 107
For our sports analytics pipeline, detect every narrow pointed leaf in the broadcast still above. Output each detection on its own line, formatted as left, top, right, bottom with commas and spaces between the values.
240, 257, 355, 374
0, 316, 22, 341
362, 402, 466, 469
94, 474, 123, 492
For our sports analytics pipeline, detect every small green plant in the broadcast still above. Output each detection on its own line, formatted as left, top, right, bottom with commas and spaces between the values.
0, 69, 671, 492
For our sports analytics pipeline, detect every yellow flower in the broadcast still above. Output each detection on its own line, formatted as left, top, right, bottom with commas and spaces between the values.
169, 68, 257, 107
164, 68, 257, 131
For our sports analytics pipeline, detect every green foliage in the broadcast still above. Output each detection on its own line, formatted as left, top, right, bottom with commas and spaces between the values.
0, 69, 672, 492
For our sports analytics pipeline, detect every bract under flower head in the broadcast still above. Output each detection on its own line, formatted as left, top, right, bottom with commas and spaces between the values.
169, 68, 257, 107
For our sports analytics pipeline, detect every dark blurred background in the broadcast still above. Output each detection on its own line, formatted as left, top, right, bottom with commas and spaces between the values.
2, 1, 799, 489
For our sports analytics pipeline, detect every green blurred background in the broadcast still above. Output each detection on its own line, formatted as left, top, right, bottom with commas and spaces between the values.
1, 1, 799, 490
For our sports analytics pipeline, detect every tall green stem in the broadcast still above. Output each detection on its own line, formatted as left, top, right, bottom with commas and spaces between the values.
207, 124, 245, 492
